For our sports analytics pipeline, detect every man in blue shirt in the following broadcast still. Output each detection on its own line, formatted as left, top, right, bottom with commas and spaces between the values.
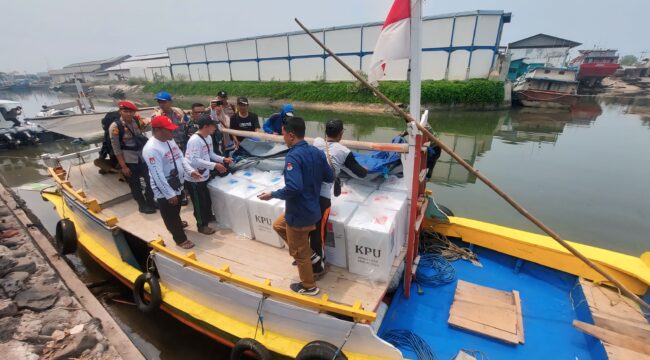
258, 117, 333, 296
262, 103, 294, 134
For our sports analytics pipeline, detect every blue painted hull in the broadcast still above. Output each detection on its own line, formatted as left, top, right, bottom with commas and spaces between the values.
379, 244, 602, 359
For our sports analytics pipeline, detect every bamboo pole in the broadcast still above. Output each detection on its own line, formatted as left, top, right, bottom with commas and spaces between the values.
220, 128, 409, 153
294, 18, 650, 311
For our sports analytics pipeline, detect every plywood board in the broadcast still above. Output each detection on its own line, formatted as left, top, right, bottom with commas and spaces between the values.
66, 162, 131, 206
604, 344, 650, 360
579, 278, 649, 326
573, 320, 650, 356
448, 280, 524, 344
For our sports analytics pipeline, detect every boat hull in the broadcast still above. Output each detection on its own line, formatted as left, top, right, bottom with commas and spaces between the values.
43, 190, 402, 359
577, 63, 620, 80
513, 89, 578, 109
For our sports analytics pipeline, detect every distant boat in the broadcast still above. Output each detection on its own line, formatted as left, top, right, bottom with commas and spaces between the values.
570, 49, 620, 87
513, 67, 579, 108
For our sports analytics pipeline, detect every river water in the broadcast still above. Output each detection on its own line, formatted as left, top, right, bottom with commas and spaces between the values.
1, 90, 649, 358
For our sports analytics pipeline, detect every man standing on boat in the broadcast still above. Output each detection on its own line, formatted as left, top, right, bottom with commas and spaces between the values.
109, 101, 157, 214
185, 114, 232, 235
143, 115, 202, 249
258, 117, 334, 296
311, 119, 368, 276
229, 97, 261, 142
152, 91, 190, 151
209, 98, 239, 157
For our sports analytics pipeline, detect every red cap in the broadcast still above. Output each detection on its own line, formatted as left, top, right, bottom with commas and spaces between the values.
118, 100, 138, 111
150, 115, 178, 131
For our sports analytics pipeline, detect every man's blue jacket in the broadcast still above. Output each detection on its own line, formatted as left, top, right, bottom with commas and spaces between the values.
272, 140, 334, 227
263, 104, 294, 134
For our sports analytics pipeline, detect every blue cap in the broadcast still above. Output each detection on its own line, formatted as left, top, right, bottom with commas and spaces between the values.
154, 91, 172, 102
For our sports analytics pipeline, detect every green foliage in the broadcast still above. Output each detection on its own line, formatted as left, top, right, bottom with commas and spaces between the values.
620, 54, 638, 66
142, 79, 504, 105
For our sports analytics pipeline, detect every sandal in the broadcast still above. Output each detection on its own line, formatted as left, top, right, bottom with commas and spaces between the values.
178, 240, 195, 249
0, 229, 20, 239
181, 220, 188, 228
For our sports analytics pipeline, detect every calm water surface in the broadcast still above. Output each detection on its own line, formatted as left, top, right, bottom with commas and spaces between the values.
1, 91, 649, 358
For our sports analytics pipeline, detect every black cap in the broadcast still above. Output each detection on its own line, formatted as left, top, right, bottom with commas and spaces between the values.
217, 90, 227, 98
237, 96, 248, 105
197, 114, 217, 128
325, 118, 344, 137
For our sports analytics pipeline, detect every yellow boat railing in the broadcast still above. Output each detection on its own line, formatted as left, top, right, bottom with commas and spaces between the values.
48, 167, 118, 228
149, 238, 377, 322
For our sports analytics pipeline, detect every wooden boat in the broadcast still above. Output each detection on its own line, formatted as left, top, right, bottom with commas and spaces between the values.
40, 3, 650, 359
513, 67, 579, 109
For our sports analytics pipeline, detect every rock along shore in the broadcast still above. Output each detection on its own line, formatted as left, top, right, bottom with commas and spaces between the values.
0, 184, 142, 360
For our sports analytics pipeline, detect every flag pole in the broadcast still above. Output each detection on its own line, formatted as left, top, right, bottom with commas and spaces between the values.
403, 0, 423, 297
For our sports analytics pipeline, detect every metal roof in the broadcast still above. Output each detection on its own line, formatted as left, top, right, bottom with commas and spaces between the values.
168, 10, 511, 50
104, 54, 170, 71
63, 55, 130, 68
509, 34, 581, 49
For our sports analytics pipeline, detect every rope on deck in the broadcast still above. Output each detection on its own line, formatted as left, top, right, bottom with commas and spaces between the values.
415, 254, 455, 288
383, 329, 437, 360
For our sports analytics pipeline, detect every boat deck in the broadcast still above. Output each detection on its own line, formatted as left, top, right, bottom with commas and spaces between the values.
68, 162, 401, 311
380, 244, 595, 359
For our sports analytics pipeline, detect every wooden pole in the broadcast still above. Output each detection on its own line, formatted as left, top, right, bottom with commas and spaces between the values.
294, 18, 650, 312
220, 128, 409, 153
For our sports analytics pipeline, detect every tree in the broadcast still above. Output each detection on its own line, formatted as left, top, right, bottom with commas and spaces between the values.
620, 55, 638, 66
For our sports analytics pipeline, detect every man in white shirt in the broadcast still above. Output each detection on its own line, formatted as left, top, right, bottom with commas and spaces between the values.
143, 115, 202, 249
311, 119, 367, 275
185, 114, 233, 234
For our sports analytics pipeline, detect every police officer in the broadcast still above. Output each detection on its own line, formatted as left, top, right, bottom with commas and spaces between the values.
109, 101, 156, 214
143, 116, 202, 249
258, 117, 334, 296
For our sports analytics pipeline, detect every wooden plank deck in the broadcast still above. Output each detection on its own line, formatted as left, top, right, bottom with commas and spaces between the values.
67, 162, 131, 207
101, 185, 402, 311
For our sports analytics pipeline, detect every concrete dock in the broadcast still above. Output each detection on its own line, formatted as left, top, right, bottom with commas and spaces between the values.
0, 183, 144, 360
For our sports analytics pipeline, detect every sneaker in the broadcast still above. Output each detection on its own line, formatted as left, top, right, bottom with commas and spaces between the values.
138, 205, 156, 214
290, 283, 320, 296
198, 226, 216, 235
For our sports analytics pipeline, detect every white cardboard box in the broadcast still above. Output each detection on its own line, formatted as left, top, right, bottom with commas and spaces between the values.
247, 194, 285, 248
378, 175, 408, 193
363, 190, 408, 255
347, 177, 383, 190
223, 182, 265, 238
207, 175, 250, 228
334, 183, 374, 204
324, 201, 358, 269
346, 205, 398, 282
232, 167, 265, 183
254, 171, 284, 188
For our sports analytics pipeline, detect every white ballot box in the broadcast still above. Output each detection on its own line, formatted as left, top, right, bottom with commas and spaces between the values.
233, 167, 265, 183
324, 201, 358, 269
378, 175, 408, 193
346, 206, 398, 282
207, 175, 250, 229
334, 183, 374, 204
363, 190, 408, 254
223, 182, 265, 238
247, 194, 285, 248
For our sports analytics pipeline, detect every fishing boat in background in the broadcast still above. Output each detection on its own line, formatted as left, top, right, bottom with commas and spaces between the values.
38, 1, 650, 360
513, 67, 579, 109
570, 49, 621, 87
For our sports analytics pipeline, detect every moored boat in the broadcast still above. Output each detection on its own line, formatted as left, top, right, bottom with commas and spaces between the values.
513, 67, 579, 109
570, 49, 621, 87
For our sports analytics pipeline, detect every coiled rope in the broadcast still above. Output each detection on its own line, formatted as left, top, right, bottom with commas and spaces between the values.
383, 329, 437, 360
415, 253, 455, 287
420, 230, 478, 264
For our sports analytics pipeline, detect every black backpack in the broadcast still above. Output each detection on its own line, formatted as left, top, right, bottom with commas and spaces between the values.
100, 111, 121, 158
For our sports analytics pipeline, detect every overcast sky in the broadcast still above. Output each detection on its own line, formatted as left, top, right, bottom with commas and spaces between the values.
2, 0, 647, 73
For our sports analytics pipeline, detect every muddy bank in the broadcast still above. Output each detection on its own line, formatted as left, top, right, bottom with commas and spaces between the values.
0, 183, 142, 360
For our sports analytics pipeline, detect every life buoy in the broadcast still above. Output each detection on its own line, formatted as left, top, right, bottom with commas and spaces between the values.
438, 204, 454, 217
132, 273, 162, 313
55, 219, 77, 255
230, 338, 271, 360
296, 340, 348, 360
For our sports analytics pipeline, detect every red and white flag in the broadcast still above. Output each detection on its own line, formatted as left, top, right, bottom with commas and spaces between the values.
367, 0, 411, 84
